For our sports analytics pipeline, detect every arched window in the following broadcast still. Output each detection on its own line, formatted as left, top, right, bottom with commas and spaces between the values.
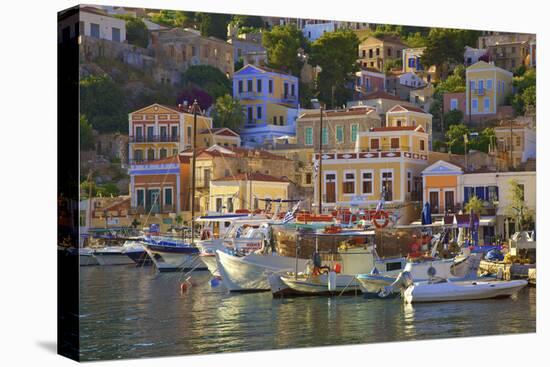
147, 148, 155, 161
160, 148, 167, 159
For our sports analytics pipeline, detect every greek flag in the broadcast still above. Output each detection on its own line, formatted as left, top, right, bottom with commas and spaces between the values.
282, 201, 301, 224
313, 159, 319, 178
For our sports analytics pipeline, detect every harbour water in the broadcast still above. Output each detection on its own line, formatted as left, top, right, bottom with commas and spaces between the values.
79, 266, 536, 361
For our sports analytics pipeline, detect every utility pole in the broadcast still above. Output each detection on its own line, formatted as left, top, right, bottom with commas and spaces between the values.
190, 100, 199, 245
318, 105, 324, 215
509, 119, 513, 170
87, 169, 93, 237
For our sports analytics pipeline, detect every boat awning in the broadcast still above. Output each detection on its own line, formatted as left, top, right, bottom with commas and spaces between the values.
479, 216, 496, 226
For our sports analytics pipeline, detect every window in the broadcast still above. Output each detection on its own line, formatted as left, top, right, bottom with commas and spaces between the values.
215, 198, 223, 212
191, 46, 197, 57
187, 126, 192, 145
336, 126, 344, 143
516, 136, 521, 146
147, 126, 154, 141
257, 79, 262, 93
381, 171, 393, 201
160, 126, 167, 140
396, 120, 402, 127
370, 138, 379, 150
407, 171, 412, 193
247, 79, 253, 92
484, 97, 490, 112
279, 116, 284, 125
450, 98, 458, 111
478, 80, 484, 91
291, 84, 295, 96
136, 189, 145, 207
90, 23, 100, 38
470, 80, 476, 90
134, 149, 143, 162
387, 48, 392, 56
322, 127, 328, 145
305, 173, 312, 184
376, 48, 380, 56
112, 27, 120, 42
147, 148, 155, 161
171, 126, 178, 140
172, 149, 178, 156
471, 99, 478, 112
284, 83, 289, 97
159, 148, 167, 159
351, 124, 358, 142
238, 80, 243, 93
343, 172, 355, 194
361, 171, 373, 194
487, 79, 493, 90
247, 107, 253, 123
420, 140, 425, 151
227, 198, 234, 212
369, 49, 373, 58
487, 186, 499, 202
362, 50, 366, 57
408, 58, 415, 68
390, 138, 400, 149
305, 127, 313, 145
257, 106, 262, 120
164, 187, 173, 206
268, 79, 273, 93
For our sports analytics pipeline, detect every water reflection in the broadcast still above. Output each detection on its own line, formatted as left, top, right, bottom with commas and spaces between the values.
79, 267, 536, 361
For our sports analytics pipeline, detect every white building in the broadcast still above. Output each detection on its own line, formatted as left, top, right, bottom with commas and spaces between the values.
302, 22, 337, 41
58, 6, 127, 43
464, 46, 488, 66
398, 72, 427, 89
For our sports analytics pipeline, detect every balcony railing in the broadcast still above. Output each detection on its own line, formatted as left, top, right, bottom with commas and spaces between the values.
283, 94, 297, 102
240, 91, 260, 99
129, 135, 179, 143
129, 204, 176, 215
476, 88, 485, 96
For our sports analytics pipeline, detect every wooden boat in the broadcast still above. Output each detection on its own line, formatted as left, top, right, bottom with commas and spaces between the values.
403, 278, 528, 303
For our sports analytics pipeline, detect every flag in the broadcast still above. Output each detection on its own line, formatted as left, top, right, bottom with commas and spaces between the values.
282, 201, 301, 224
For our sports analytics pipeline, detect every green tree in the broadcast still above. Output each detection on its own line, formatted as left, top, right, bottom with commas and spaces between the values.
510, 69, 536, 115
445, 123, 470, 154
181, 65, 232, 100
262, 25, 308, 76
383, 58, 403, 74
505, 179, 534, 231
80, 75, 126, 133
464, 195, 484, 215
125, 17, 149, 48
470, 128, 495, 153
210, 94, 245, 130
96, 183, 120, 197
150, 10, 194, 28
309, 29, 360, 108
80, 115, 95, 151
443, 109, 463, 127
199, 13, 231, 40
231, 15, 264, 30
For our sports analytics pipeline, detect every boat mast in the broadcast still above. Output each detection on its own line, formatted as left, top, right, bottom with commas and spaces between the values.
318, 105, 323, 215
190, 100, 199, 246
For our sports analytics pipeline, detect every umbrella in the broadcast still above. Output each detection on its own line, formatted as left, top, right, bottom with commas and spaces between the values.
421, 202, 432, 225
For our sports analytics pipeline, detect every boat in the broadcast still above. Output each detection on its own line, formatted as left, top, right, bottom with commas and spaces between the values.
402, 277, 528, 303
122, 240, 151, 266
216, 249, 309, 292
92, 246, 135, 266
79, 247, 98, 266
144, 238, 206, 272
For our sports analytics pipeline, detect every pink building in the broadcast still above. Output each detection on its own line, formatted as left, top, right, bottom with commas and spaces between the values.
443, 92, 466, 115
355, 68, 386, 94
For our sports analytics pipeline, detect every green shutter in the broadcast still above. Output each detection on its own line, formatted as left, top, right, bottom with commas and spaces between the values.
351, 125, 358, 142
322, 128, 328, 145
336, 126, 343, 143
305, 127, 312, 145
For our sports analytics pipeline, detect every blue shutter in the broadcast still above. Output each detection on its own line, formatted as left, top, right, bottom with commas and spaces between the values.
464, 187, 470, 204
495, 186, 499, 201
476, 187, 485, 200
484, 187, 489, 201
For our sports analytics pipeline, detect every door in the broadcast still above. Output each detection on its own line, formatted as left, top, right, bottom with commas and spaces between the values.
325, 173, 336, 203
247, 107, 254, 124
429, 191, 439, 214
147, 189, 160, 214
147, 126, 154, 142
135, 126, 143, 142
381, 171, 393, 201
444, 191, 455, 213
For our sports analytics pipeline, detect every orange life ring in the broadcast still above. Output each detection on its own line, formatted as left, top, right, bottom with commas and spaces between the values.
373, 211, 390, 229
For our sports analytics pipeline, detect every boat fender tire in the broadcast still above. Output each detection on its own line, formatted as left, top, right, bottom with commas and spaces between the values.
373, 211, 390, 229
427, 266, 437, 277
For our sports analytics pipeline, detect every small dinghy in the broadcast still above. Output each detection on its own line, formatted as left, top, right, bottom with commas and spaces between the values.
403, 277, 528, 303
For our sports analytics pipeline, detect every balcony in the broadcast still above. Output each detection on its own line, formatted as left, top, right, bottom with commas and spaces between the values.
282, 94, 297, 103
239, 91, 260, 99
476, 88, 485, 96
129, 135, 180, 143
194, 178, 210, 189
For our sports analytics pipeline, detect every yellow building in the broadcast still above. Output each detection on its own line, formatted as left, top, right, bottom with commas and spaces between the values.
386, 104, 433, 142
209, 173, 292, 212
465, 61, 513, 119
493, 122, 536, 170
313, 125, 429, 210
402, 47, 439, 83
232, 64, 300, 146
358, 35, 407, 71
128, 103, 213, 163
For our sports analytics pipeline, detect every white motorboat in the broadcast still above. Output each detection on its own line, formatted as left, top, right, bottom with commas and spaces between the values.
93, 246, 135, 266
403, 278, 528, 303
122, 240, 151, 265
357, 254, 481, 295
216, 250, 309, 291
144, 239, 205, 272
79, 248, 98, 266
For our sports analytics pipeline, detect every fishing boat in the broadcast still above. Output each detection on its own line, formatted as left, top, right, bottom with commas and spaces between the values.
92, 246, 135, 266
79, 247, 99, 266
270, 231, 407, 297
216, 249, 309, 292
402, 277, 528, 303
143, 238, 205, 272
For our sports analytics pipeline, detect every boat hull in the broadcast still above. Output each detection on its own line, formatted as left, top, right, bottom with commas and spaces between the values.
404, 279, 528, 303
200, 255, 220, 278
216, 250, 308, 292
93, 252, 134, 266
279, 274, 361, 296
125, 249, 152, 266
145, 245, 206, 272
